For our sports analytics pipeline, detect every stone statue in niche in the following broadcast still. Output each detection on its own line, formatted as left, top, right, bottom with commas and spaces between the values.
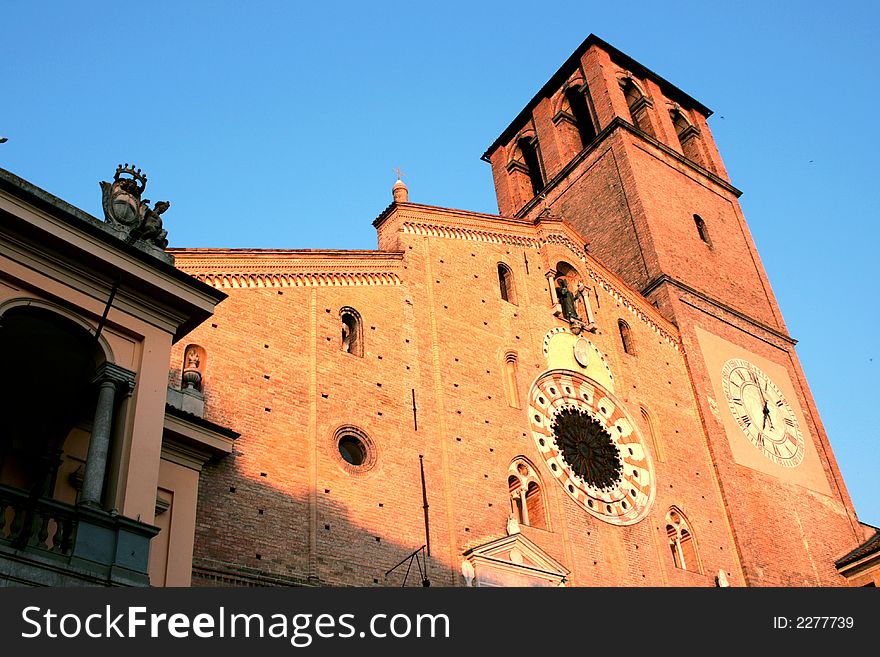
555, 277, 597, 334
556, 279, 581, 321
99, 164, 170, 248
186, 348, 200, 369
182, 345, 203, 391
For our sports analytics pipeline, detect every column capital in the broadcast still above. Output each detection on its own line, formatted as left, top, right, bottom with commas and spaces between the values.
92, 362, 136, 391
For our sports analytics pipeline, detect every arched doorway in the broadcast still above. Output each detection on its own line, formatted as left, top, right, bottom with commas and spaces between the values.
0, 305, 107, 500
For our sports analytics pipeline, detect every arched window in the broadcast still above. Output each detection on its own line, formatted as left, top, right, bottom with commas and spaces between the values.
618, 319, 635, 355
666, 507, 701, 573
503, 352, 520, 409
517, 137, 544, 196
497, 263, 516, 304
525, 482, 545, 530
670, 108, 706, 167
621, 77, 655, 137
507, 459, 548, 530
509, 475, 525, 524
693, 214, 712, 248
640, 406, 664, 462
340, 307, 363, 357
564, 86, 597, 149
0, 304, 110, 509
671, 110, 690, 142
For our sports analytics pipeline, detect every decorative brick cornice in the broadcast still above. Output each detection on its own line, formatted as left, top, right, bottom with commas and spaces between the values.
169, 249, 404, 289
183, 270, 402, 289
402, 221, 538, 249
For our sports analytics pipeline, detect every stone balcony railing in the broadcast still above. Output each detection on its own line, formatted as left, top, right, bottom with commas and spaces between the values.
0, 483, 159, 587
0, 485, 77, 555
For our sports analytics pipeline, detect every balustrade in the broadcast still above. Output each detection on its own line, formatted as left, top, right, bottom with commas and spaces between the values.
0, 484, 77, 555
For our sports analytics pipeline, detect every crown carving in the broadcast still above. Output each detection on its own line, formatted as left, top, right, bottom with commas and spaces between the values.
113, 163, 147, 194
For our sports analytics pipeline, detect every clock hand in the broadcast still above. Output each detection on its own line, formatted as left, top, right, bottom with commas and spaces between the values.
762, 400, 774, 430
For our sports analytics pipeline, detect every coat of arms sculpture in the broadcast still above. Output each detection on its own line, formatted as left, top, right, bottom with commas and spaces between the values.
99, 164, 170, 248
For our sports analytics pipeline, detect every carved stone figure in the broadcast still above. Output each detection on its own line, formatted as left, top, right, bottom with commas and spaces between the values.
182, 346, 203, 391
185, 349, 200, 370
139, 200, 170, 246
99, 164, 170, 248
556, 278, 581, 321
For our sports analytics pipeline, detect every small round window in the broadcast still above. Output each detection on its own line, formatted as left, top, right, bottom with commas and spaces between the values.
338, 435, 367, 466
331, 425, 376, 474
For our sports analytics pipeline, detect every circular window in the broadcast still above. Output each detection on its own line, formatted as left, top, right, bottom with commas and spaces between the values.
331, 425, 376, 473
338, 436, 367, 466
527, 369, 655, 526
551, 407, 623, 491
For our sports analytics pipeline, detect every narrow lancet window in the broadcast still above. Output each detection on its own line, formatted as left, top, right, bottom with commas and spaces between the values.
618, 319, 634, 355
497, 263, 516, 304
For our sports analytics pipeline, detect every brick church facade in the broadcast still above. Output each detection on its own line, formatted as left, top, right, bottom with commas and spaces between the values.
165, 35, 872, 587
1, 35, 876, 587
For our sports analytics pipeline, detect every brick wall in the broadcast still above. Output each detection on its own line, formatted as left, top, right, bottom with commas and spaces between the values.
170, 205, 746, 586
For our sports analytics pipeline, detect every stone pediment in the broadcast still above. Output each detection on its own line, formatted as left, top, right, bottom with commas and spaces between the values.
462, 532, 569, 587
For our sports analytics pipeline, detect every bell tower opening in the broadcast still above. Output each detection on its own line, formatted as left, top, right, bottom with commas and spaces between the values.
517, 137, 544, 197
565, 86, 597, 148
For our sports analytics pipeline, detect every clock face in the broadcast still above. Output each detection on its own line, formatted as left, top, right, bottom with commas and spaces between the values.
528, 370, 654, 525
720, 358, 805, 468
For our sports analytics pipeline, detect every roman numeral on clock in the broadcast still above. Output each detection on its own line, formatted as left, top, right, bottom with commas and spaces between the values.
784, 417, 795, 427
741, 415, 751, 427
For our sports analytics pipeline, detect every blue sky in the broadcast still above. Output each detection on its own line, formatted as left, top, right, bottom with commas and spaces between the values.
3, 1, 878, 528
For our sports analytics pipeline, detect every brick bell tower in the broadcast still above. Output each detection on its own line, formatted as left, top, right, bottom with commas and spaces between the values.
482, 35, 863, 585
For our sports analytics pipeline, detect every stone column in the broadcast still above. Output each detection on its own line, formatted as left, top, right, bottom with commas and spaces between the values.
546, 271, 559, 306
578, 282, 597, 327
80, 363, 136, 508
